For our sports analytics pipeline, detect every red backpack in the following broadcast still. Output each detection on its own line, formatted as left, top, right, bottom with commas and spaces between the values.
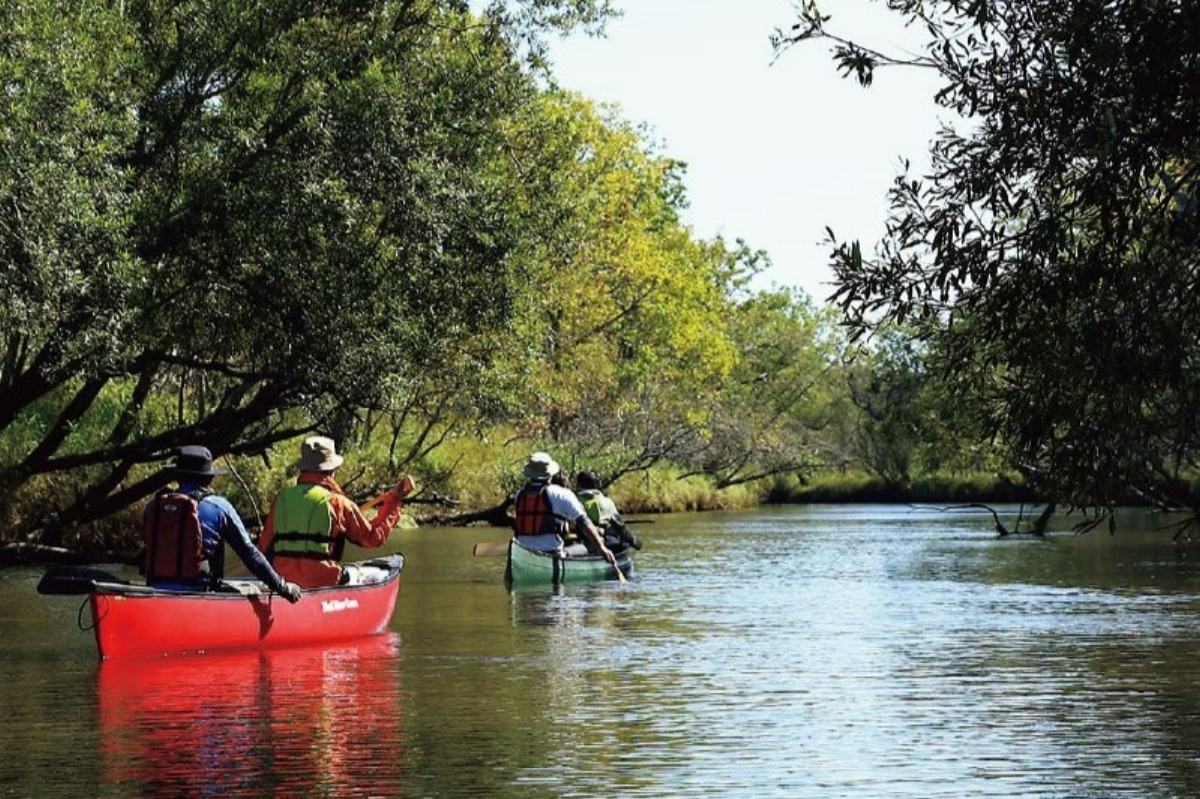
143, 489, 208, 582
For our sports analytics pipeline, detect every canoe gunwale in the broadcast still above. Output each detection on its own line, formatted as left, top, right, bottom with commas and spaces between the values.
90, 554, 404, 601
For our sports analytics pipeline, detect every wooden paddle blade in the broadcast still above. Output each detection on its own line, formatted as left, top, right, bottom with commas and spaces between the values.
360, 491, 390, 511
473, 541, 510, 557
360, 475, 417, 512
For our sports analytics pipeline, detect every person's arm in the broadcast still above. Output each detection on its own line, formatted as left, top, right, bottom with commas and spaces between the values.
211, 498, 300, 601
574, 515, 606, 550
332, 477, 412, 548
555, 487, 621, 567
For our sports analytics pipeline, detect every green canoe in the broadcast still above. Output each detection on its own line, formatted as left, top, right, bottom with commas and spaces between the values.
505, 537, 634, 587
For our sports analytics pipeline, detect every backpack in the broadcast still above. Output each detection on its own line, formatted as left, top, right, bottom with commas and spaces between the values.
143, 488, 210, 582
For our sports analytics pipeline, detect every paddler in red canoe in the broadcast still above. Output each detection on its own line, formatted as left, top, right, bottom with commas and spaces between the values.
259, 435, 414, 588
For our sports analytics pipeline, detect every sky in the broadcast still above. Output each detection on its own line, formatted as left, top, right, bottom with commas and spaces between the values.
544, 0, 946, 302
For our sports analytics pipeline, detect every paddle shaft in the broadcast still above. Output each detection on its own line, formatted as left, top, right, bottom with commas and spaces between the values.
360, 491, 391, 512
609, 556, 628, 582
360, 475, 416, 512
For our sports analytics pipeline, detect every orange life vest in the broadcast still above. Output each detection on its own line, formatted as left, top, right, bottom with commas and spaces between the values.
513, 482, 571, 537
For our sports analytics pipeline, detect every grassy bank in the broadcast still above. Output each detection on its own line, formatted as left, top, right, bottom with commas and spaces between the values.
3, 425, 1048, 558
764, 471, 1043, 506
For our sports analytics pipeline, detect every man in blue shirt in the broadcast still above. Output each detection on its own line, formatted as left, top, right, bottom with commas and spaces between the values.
143, 445, 301, 603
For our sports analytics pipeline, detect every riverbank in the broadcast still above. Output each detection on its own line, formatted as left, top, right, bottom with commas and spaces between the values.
763, 471, 1043, 506
0, 459, 1045, 567
422, 468, 1046, 522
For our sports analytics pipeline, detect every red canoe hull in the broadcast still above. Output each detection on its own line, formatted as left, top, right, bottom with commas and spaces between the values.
87, 556, 403, 658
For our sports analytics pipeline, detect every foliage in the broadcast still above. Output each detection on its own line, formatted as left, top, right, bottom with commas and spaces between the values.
779, 0, 1200, 516
0, 0, 616, 542
773, 469, 1038, 505
492, 92, 752, 478
6, 0, 1093, 545
842, 328, 925, 482
676, 287, 846, 487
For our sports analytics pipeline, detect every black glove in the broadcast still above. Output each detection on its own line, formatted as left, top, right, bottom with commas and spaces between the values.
280, 582, 303, 604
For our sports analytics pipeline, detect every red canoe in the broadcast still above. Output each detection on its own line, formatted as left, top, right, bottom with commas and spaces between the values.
43, 555, 404, 659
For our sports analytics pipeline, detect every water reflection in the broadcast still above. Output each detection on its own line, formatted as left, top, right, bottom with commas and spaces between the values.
13, 509, 1200, 797
507, 584, 625, 629
97, 635, 404, 799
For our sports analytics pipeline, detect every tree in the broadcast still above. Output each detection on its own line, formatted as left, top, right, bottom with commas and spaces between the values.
844, 328, 925, 483
678, 287, 845, 488
778, 1, 1200, 518
0, 0, 614, 543
491, 92, 751, 479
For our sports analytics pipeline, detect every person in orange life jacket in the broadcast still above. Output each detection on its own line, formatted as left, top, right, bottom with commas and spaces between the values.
258, 435, 415, 589
142, 445, 302, 602
512, 452, 620, 570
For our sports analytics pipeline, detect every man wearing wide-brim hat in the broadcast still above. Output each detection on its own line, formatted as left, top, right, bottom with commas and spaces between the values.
142, 445, 302, 602
258, 436, 415, 588
513, 451, 621, 571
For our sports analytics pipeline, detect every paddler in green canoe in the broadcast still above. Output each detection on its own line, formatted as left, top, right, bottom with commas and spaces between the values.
574, 469, 641, 554
512, 452, 622, 572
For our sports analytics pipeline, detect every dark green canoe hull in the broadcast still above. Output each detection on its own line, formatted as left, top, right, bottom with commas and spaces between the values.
505, 538, 634, 587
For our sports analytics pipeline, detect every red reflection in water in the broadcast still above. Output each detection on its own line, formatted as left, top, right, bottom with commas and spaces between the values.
98, 634, 405, 798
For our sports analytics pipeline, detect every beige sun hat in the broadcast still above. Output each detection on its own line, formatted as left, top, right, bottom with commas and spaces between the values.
297, 436, 345, 472
523, 451, 560, 481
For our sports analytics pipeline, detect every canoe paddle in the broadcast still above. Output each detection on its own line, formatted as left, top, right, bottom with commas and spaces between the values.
473, 541, 510, 557
361, 475, 417, 511
589, 524, 627, 582
609, 556, 628, 583
37, 565, 128, 595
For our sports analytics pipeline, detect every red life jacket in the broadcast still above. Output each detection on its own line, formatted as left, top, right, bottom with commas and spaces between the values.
143, 488, 209, 582
513, 482, 571, 537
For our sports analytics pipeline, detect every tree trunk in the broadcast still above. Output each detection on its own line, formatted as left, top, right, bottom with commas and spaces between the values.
425, 497, 513, 528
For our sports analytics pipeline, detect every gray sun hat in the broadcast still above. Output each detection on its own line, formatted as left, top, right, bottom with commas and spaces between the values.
297, 436, 345, 473
523, 451, 560, 481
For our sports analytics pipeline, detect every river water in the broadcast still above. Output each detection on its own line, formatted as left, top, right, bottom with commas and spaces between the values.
3, 505, 1200, 798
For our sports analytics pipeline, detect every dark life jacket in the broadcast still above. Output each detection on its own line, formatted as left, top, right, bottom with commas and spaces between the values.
513, 481, 571, 538
143, 487, 212, 583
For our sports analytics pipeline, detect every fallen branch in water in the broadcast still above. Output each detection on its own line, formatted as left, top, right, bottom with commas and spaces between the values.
911, 502, 1056, 538
425, 497, 513, 527
402, 493, 461, 507
1, 542, 141, 567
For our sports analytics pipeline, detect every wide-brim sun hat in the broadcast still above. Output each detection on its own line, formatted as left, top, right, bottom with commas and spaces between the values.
523, 451, 560, 481
172, 445, 226, 477
297, 436, 345, 472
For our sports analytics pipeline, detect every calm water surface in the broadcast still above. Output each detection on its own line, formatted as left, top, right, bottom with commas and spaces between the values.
4, 505, 1200, 798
